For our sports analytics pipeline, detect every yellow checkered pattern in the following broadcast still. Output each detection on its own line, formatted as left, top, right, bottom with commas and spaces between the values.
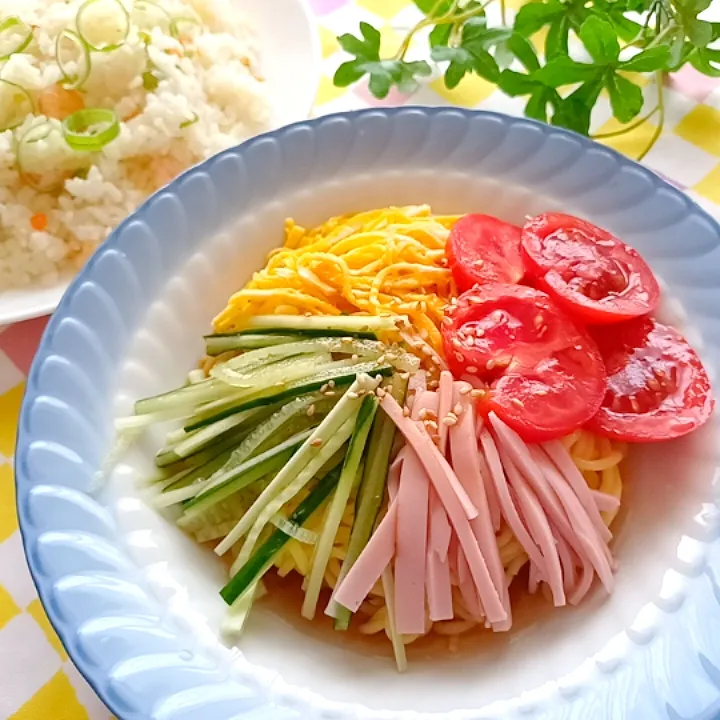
1, 0, 720, 716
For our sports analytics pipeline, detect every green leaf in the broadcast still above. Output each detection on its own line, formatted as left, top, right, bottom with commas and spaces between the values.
429, 23, 452, 47
337, 22, 381, 62
551, 79, 602, 134
337, 32, 369, 59
619, 46, 671, 72
431, 45, 462, 63
607, 12, 643, 43
686, 18, 713, 47
505, 33, 540, 71
545, 14, 570, 58
368, 70, 391, 98
578, 16, 620, 64
605, 71, 643, 123
333, 61, 366, 87
413, 0, 452, 16
498, 69, 540, 96
525, 88, 557, 122
691, 47, 720, 76
533, 56, 600, 86
359, 22, 381, 54
514, 0, 565, 36
667, 29, 688, 69
469, 46, 500, 81
446, 61, 468, 88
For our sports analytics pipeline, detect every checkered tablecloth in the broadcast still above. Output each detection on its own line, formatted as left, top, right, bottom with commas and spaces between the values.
2, 0, 720, 717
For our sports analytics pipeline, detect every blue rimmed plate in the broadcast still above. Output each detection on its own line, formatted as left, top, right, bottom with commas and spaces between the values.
16, 108, 720, 720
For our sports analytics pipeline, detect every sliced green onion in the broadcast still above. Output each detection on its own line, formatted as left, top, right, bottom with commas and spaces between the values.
55, 29, 92, 90
76, 0, 130, 52
0, 17, 33, 60
169, 16, 200, 41
132, 0, 172, 33
0, 80, 34, 132
62, 108, 120, 151
142, 69, 159, 90
179, 112, 198, 129
16, 121, 70, 193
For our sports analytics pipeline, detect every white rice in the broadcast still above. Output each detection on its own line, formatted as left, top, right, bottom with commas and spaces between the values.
0, 0, 271, 290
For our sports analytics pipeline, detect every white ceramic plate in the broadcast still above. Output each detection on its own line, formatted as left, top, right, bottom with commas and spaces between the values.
17, 109, 720, 720
0, 0, 320, 327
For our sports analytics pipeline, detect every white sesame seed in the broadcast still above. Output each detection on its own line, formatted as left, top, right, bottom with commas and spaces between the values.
418, 408, 429, 420
306, 404, 316, 417
470, 389, 485, 399
425, 419, 439, 431
402, 406, 411, 417
534, 314, 544, 328
467, 365, 478, 374
347, 391, 359, 399
453, 403, 464, 415
324, 390, 336, 397
351, 354, 360, 361
328, 380, 336, 388
455, 352, 464, 363
510, 398, 524, 408
486, 359, 496, 370
459, 385, 471, 395
376, 387, 387, 398
443, 317, 453, 326
400, 372, 410, 380
452, 337, 462, 349
442, 413, 458, 426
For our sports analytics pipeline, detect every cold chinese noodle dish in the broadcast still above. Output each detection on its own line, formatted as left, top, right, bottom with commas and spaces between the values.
118, 206, 715, 670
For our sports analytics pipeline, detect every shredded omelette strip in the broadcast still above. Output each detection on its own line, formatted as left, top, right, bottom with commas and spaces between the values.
213, 205, 458, 353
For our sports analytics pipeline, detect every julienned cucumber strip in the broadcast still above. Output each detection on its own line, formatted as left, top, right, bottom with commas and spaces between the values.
205, 393, 325, 486
301, 394, 378, 620
205, 333, 305, 355
182, 428, 315, 519
211, 352, 331, 390
155, 406, 265, 467
185, 361, 392, 431
134, 376, 229, 415
154, 447, 233, 508
156, 426, 253, 477
219, 337, 383, 375
231, 414, 356, 575
220, 464, 343, 606
233, 314, 406, 337
214, 374, 380, 559
331, 372, 408, 630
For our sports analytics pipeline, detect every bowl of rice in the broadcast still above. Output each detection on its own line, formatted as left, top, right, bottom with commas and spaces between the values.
0, 0, 319, 325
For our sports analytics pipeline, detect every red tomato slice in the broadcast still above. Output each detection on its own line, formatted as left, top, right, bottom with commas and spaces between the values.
442, 284, 607, 442
521, 213, 660, 324
586, 317, 714, 442
447, 214, 524, 293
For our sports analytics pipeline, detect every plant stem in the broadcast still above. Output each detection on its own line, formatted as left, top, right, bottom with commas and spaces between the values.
591, 107, 659, 139
500, 0, 507, 25
394, 0, 448, 60
394, 0, 489, 60
636, 70, 665, 161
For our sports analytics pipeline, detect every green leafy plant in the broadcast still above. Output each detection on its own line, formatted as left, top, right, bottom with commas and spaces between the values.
333, 0, 720, 159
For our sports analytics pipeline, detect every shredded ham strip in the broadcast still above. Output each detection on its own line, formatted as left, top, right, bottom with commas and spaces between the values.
332, 382, 617, 640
